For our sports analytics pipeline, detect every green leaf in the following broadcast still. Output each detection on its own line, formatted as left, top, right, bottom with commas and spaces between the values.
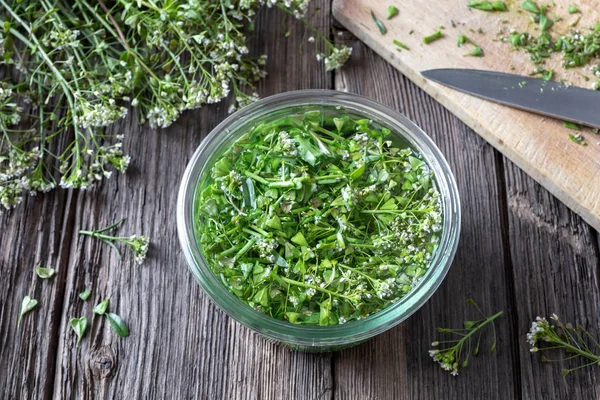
568, 4, 579, 14
107, 313, 130, 337
539, 14, 553, 32
387, 5, 399, 19
79, 289, 92, 301
93, 298, 110, 315
333, 117, 345, 132
465, 46, 484, 57
266, 214, 282, 230
70, 317, 88, 346
35, 267, 56, 279
291, 232, 308, 247
457, 34, 470, 47
18, 296, 38, 327
319, 298, 332, 326
564, 121, 581, 131
467, 1, 508, 11
520, 0, 539, 13
286, 312, 301, 323
253, 287, 270, 307
350, 163, 366, 179
371, 10, 387, 35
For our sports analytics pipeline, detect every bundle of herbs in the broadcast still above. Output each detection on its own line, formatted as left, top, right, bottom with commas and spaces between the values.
196, 108, 443, 326
0, 0, 351, 210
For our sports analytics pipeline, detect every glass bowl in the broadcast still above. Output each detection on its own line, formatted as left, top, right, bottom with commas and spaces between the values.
177, 90, 460, 351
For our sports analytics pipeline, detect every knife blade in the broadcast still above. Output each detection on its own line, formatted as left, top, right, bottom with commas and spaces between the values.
421, 68, 600, 129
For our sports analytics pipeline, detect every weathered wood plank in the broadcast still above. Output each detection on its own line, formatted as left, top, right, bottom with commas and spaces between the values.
333, 31, 520, 400
49, 2, 334, 400
0, 189, 75, 400
502, 162, 600, 399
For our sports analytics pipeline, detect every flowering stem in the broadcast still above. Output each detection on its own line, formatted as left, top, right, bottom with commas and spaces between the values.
546, 336, 600, 363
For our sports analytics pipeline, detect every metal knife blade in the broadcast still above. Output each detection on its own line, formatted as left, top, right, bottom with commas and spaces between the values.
421, 68, 600, 129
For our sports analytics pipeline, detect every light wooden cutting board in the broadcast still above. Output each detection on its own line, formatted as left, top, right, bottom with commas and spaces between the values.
333, 0, 600, 230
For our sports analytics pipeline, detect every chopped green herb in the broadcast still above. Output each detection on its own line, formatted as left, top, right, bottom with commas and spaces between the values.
195, 108, 443, 325
465, 46, 485, 56
79, 289, 92, 301
424, 31, 444, 44
477, 28, 484, 34
393, 39, 410, 50
540, 68, 554, 81
467, 1, 508, 11
539, 14, 553, 32
520, 0, 540, 13
569, 133, 586, 145
107, 313, 130, 337
70, 317, 88, 347
519, 81, 528, 87
409, 30, 414, 35
568, 4, 580, 14
564, 121, 581, 131
93, 298, 110, 315
35, 267, 56, 279
387, 5, 399, 19
371, 10, 387, 35
18, 296, 38, 328
451, 20, 457, 28
457, 34, 471, 47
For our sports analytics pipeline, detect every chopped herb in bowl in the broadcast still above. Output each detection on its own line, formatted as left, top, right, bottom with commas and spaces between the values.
178, 91, 460, 350
195, 108, 443, 326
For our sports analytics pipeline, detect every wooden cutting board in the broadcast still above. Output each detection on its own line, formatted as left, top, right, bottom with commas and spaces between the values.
333, 0, 600, 231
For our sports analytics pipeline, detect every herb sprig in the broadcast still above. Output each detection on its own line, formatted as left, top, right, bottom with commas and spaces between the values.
429, 299, 503, 376
197, 108, 443, 325
528, 314, 600, 375
0, 1, 351, 210
79, 218, 149, 264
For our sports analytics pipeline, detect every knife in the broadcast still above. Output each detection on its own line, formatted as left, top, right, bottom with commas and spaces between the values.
421, 68, 600, 129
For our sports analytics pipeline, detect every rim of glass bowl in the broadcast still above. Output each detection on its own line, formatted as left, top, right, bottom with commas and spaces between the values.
177, 90, 461, 348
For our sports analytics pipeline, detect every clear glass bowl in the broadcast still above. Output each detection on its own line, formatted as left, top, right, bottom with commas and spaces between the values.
177, 90, 461, 351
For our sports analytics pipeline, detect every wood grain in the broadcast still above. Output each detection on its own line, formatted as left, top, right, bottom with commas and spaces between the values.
332, 0, 600, 233
502, 161, 600, 399
333, 31, 520, 400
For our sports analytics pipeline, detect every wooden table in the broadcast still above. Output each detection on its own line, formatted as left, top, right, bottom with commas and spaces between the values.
2, 2, 599, 399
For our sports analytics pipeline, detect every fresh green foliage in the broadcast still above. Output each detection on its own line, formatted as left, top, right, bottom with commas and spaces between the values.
569, 133, 586, 145
18, 295, 38, 327
430, 299, 503, 376
387, 5, 399, 19
520, 0, 540, 13
528, 314, 600, 375
393, 40, 410, 50
35, 267, 56, 279
93, 298, 110, 315
0, 1, 351, 210
371, 10, 387, 35
79, 289, 92, 301
424, 31, 444, 44
196, 107, 443, 326
457, 35, 471, 47
79, 218, 149, 264
568, 4, 580, 14
107, 312, 130, 337
564, 121, 581, 131
70, 317, 88, 347
465, 46, 484, 57
467, 1, 508, 11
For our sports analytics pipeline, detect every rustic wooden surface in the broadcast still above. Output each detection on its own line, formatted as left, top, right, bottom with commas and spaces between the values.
332, 0, 600, 234
1, 2, 599, 399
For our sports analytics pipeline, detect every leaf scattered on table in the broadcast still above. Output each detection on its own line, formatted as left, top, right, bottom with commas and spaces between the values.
93, 298, 110, 315
107, 312, 130, 337
35, 267, 56, 279
564, 121, 581, 131
70, 317, 88, 347
79, 289, 92, 301
18, 296, 38, 328
387, 5, 399, 19
423, 31, 444, 44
